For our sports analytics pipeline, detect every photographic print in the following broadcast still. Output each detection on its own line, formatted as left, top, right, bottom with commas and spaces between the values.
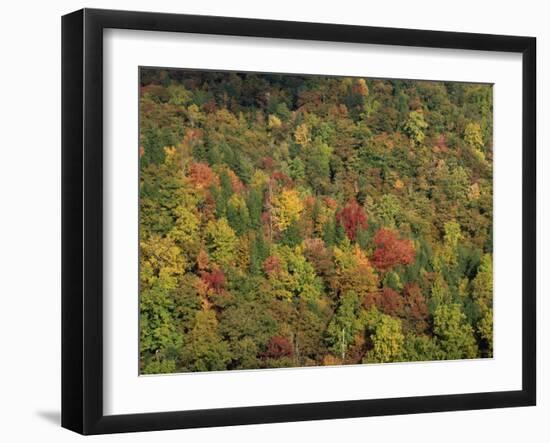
139, 68, 493, 375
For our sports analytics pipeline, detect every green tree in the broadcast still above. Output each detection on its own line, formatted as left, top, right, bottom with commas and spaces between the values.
403, 110, 428, 146
305, 139, 333, 192
180, 310, 231, 371
472, 253, 493, 313
401, 334, 444, 362
140, 284, 181, 356
477, 308, 493, 357
363, 309, 405, 363
464, 122, 484, 151
205, 218, 238, 267
325, 291, 362, 359
246, 187, 264, 229
375, 194, 401, 228
226, 194, 251, 235
433, 303, 478, 359
441, 220, 462, 266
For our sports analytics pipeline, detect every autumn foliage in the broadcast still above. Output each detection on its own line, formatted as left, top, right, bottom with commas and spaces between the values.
263, 336, 294, 359
336, 200, 368, 241
263, 255, 282, 276
200, 268, 226, 294
371, 228, 416, 272
139, 68, 493, 374
189, 162, 218, 189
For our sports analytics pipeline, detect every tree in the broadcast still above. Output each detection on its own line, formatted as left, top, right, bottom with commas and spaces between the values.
323, 216, 345, 246
263, 336, 294, 359
200, 267, 226, 295
266, 246, 322, 301
289, 157, 306, 181
180, 310, 231, 371
294, 123, 311, 146
272, 188, 304, 232
303, 237, 335, 282
226, 193, 251, 235
401, 334, 444, 362
403, 110, 428, 146
215, 169, 234, 216
402, 283, 429, 333
377, 287, 404, 317
336, 200, 368, 242
140, 234, 186, 290
205, 218, 238, 267
188, 162, 218, 189
170, 205, 200, 263
332, 242, 378, 299
246, 186, 264, 229
375, 194, 401, 228
464, 122, 484, 151
305, 138, 333, 192
325, 291, 362, 359
140, 284, 181, 355
363, 309, 405, 363
472, 253, 493, 314
249, 232, 269, 274
477, 308, 493, 357
433, 303, 478, 360
371, 228, 415, 272
280, 219, 302, 247
441, 220, 462, 266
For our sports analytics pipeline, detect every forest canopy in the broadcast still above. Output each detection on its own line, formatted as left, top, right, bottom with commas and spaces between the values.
139, 68, 493, 374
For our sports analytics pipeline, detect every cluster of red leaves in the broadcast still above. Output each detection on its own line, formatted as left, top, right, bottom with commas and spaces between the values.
201, 98, 217, 113
262, 156, 275, 171
200, 268, 226, 295
189, 162, 218, 189
402, 283, 429, 333
323, 197, 338, 210
303, 238, 335, 279
364, 287, 404, 317
262, 255, 282, 276
371, 228, 415, 272
226, 169, 245, 193
297, 90, 323, 112
263, 336, 294, 359
303, 195, 317, 209
378, 287, 404, 316
336, 200, 368, 241
270, 171, 292, 186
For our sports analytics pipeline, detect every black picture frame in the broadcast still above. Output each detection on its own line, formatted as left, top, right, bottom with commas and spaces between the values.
62, 8, 536, 435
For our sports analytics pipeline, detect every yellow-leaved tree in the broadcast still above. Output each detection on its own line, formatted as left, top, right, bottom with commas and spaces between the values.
272, 189, 304, 232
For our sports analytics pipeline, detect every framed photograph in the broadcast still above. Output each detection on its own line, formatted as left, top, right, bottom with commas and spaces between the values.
62, 8, 536, 435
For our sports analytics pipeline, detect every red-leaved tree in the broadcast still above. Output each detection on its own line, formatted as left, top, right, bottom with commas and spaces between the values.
262, 255, 282, 276
402, 282, 429, 333
378, 287, 405, 316
200, 268, 226, 294
189, 162, 218, 189
371, 228, 415, 272
336, 200, 368, 241
263, 336, 294, 359
363, 287, 404, 317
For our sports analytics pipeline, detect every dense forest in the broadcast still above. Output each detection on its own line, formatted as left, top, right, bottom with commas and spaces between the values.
139, 68, 493, 374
